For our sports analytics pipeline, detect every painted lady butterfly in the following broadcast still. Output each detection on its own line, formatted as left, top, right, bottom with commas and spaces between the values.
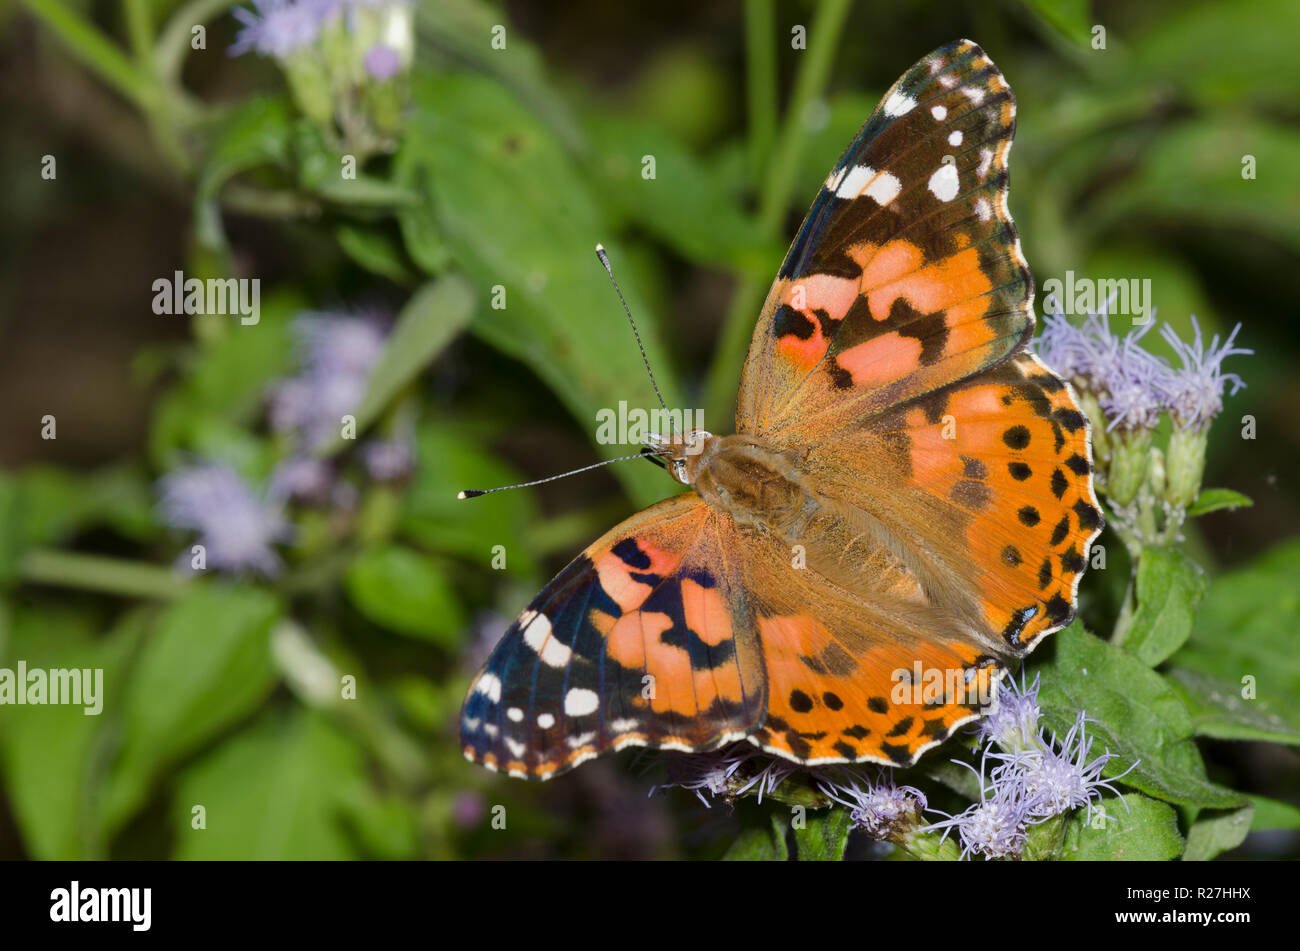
461, 40, 1102, 779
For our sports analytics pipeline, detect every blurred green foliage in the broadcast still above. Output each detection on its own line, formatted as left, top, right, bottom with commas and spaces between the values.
0, 0, 1297, 860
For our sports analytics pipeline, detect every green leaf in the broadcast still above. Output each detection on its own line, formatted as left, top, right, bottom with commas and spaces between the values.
584, 114, 770, 270
722, 813, 788, 861
194, 96, 295, 250
1056, 794, 1185, 860
335, 274, 475, 450
1166, 666, 1300, 746
102, 586, 282, 835
396, 72, 681, 508
334, 222, 419, 285
1021, 0, 1095, 47
345, 546, 466, 645
1091, 118, 1300, 256
1123, 547, 1208, 666
147, 289, 305, 467
1037, 624, 1244, 809
1247, 794, 1300, 831
0, 605, 142, 859
1127, 0, 1300, 109
1188, 488, 1253, 517
1183, 804, 1255, 861
399, 424, 539, 577
171, 709, 369, 859
792, 807, 852, 861
1170, 537, 1300, 711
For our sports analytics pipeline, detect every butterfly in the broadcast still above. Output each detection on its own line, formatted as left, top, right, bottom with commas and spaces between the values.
460, 39, 1102, 780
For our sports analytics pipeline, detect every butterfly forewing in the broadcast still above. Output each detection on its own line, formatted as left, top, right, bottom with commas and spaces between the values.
737, 39, 1033, 439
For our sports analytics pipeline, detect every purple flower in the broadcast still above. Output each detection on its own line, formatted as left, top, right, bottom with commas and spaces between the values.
996, 712, 1135, 823
650, 746, 758, 807
925, 753, 1034, 860
977, 670, 1043, 751
1160, 318, 1251, 431
269, 455, 334, 503
159, 463, 288, 575
362, 438, 414, 482
268, 311, 388, 450
1034, 300, 1173, 432
364, 44, 402, 80
451, 791, 486, 828
817, 771, 927, 839
230, 0, 338, 59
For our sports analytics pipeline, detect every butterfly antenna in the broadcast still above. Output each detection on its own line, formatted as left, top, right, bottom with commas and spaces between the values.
457, 448, 666, 499
596, 244, 669, 414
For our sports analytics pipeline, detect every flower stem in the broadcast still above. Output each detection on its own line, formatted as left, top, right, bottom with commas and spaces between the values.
744, 0, 777, 180
20, 549, 192, 601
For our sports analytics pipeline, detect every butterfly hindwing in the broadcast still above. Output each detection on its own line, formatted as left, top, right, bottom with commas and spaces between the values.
738, 39, 1032, 439
461, 493, 767, 779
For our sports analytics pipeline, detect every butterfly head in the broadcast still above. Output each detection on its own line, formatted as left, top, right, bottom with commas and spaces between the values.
643, 430, 715, 485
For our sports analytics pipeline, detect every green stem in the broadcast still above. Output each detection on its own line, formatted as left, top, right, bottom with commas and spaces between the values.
21, 0, 156, 111
744, 0, 776, 181
20, 549, 192, 600
157, 0, 240, 88
124, 0, 154, 67
704, 0, 852, 426
1111, 570, 1138, 645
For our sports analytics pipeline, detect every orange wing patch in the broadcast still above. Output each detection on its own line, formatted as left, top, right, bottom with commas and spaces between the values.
749, 611, 1003, 766
893, 352, 1103, 651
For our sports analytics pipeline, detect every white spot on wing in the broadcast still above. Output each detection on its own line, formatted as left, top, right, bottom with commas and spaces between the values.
948, 130, 963, 146
883, 90, 915, 116
505, 737, 526, 758
977, 148, 994, 178
564, 687, 600, 717
974, 197, 992, 221
610, 718, 640, 732
836, 164, 873, 199
521, 610, 571, 668
927, 164, 960, 202
931, 105, 947, 120
507, 707, 524, 722
864, 171, 902, 205
567, 731, 597, 749
474, 672, 502, 703
537, 713, 555, 729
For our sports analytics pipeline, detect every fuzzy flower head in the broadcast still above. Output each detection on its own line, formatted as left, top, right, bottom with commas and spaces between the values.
925, 754, 1033, 860
1035, 299, 1173, 432
977, 671, 1043, 752
1007, 712, 1133, 823
817, 772, 927, 840
650, 746, 759, 808
231, 0, 337, 60
1160, 318, 1251, 431
268, 311, 388, 451
159, 463, 287, 575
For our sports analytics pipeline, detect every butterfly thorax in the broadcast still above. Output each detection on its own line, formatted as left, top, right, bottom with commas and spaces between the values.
684, 433, 813, 535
